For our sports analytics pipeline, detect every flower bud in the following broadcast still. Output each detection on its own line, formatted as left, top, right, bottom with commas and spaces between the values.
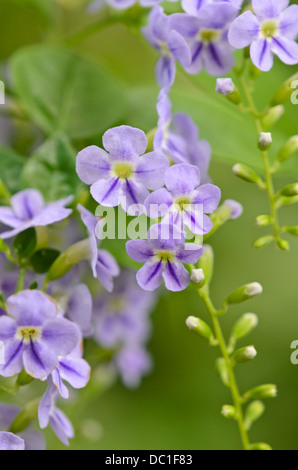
232, 346, 257, 364
232, 163, 264, 186
223, 199, 243, 220
250, 442, 272, 451
226, 283, 263, 305
9, 398, 40, 434
278, 135, 298, 162
279, 183, 298, 197
277, 238, 289, 251
216, 78, 241, 105
216, 358, 229, 387
244, 384, 277, 400
186, 316, 215, 343
190, 268, 205, 285
221, 405, 237, 420
258, 132, 272, 151
198, 245, 214, 285
231, 314, 258, 343
244, 401, 265, 431
261, 105, 284, 131
271, 72, 298, 105
46, 239, 91, 282
286, 226, 298, 237
256, 215, 272, 227
253, 236, 274, 249
146, 127, 157, 153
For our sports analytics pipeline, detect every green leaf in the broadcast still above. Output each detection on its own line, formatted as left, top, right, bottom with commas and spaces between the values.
21, 133, 81, 201
0, 147, 25, 193
13, 228, 37, 259
30, 248, 60, 274
10, 45, 127, 138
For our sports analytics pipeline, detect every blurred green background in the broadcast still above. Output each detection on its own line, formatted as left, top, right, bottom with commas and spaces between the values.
0, 0, 297, 450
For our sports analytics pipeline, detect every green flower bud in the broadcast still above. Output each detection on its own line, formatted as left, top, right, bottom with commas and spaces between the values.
9, 398, 40, 434
286, 226, 298, 237
232, 346, 257, 364
216, 78, 241, 105
226, 283, 263, 305
17, 370, 34, 387
244, 401, 265, 431
278, 135, 298, 162
250, 442, 272, 451
46, 239, 91, 283
256, 215, 272, 227
190, 268, 205, 286
216, 358, 230, 387
198, 245, 214, 285
221, 405, 237, 420
253, 236, 274, 249
232, 163, 264, 186
271, 72, 298, 105
258, 132, 272, 151
186, 316, 215, 344
279, 183, 298, 197
261, 105, 284, 131
231, 313, 259, 343
146, 127, 157, 153
244, 384, 278, 400
277, 238, 290, 251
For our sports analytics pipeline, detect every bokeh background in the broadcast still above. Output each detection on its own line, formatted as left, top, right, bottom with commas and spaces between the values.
0, 0, 297, 450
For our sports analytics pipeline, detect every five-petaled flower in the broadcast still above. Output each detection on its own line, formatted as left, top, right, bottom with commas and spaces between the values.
229, 0, 298, 71
145, 163, 221, 235
0, 290, 80, 380
0, 189, 73, 240
76, 126, 169, 215
126, 223, 204, 292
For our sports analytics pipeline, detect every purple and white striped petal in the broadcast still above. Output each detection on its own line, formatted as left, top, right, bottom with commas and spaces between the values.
49, 408, 74, 446
192, 184, 221, 213
182, 0, 208, 16
165, 163, 200, 196
76, 146, 111, 185
91, 177, 122, 207
168, 30, 191, 67
126, 240, 154, 263
155, 56, 176, 89
144, 188, 173, 219
162, 261, 190, 292
120, 180, 149, 215
279, 5, 298, 39
0, 208, 22, 228
228, 11, 260, 48
183, 211, 213, 235
204, 42, 235, 76
52, 368, 69, 399
11, 190, 44, 221
271, 36, 298, 65
7, 290, 58, 325
42, 318, 80, 357
176, 244, 204, 264
58, 356, 91, 390
0, 340, 24, 377
23, 341, 59, 379
136, 261, 163, 291
250, 38, 274, 71
135, 151, 169, 190
103, 126, 147, 161
96, 249, 120, 292
0, 316, 16, 341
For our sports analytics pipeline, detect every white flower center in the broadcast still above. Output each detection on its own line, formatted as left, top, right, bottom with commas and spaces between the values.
16, 326, 41, 344
260, 19, 279, 39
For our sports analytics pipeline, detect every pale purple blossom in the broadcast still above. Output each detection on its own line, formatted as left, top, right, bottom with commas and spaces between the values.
170, 2, 239, 76
145, 164, 221, 235
0, 290, 80, 380
229, 0, 298, 71
0, 432, 24, 450
223, 199, 243, 219
88, 0, 178, 12
182, 0, 243, 16
78, 204, 120, 292
0, 190, 73, 240
114, 344, 153, 389
126, 223, 204, 292
154, 88, 211, 183
216, 78, 234, 95
142, 6, 191, 87
38, 379, 74, 446
76, 126, 169, 215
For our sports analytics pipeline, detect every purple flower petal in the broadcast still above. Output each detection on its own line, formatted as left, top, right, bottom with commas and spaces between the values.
7, 290, 58, 325
77, 204, 98, 276
182, 0, 208, 16
91, 177, 122, 207
176, 243, 204, 264
151, 6, 170, 43
50, 408, 74, 446
58, 356, 91, 390
136, 261, 163, 291
144, 188, 173, 219
103, 126, 147, 160
42, 318, 80, 357
155, 56, 176, 88
204, 42, 235, 76
228, 11, 260, 48
76, 146, 111, 185
0, 208, 22, 228
19, 430, 45, 451
279, 5, 298, 39
252, 0, 289, 19
148, 223, 185, 251
0, 340, 24, 377
192, 184, 221, 213
135, 151, 169, 190
168, 29, 191, 67
165, 163, 200, 196
271, 36, 298, 65
250, 38, 274, 71
11, 190, 44, 221
126, 240, 154, 262
67, 284, 93, 337
0, 316, 16, 341
162, 261, 190, 292
0, 403, 19, 430
120, 180, 149, 214
96, 249, 120, 292
169, 13, 200, 38
52, 368, 69, 399
23, 340, 59, 379
0, 432, 25, 450
183, 211, 213, 235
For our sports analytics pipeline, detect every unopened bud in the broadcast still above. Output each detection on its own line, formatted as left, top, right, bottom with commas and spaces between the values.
286, 226, 298, 237
216, 78, 241, 105
190, 268, 205, 285
278, 136, 298, 162
277, 238, 289, 251
223, 199, 243, 220
216, 358, 229, 387
198, 245, 214, 285
186, 316, 214, 343
231, 313, 259, 342
233, 163, 263, 186
226, 283, 263, 305
261, 105, 284, 131
271, 72, 298, 105
244, 401, 265, 431
253, 236, 274, 249
221, 405, 237, 420
250, 442, 272, 451
258, 132, 272, 151
256, 215, 272, 227
232, 346, 257, 364
46, 239, 91, 282
280, 183, 298, 197
244, 384, 277, 400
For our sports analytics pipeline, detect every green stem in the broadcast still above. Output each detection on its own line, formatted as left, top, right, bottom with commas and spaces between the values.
199, 286, 250, 451
16, 267, 26, 293
238, 75, 280, 243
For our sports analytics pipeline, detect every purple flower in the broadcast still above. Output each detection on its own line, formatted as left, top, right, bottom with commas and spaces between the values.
142, 6, 191, 87
170, 2, 238, 76
88, 0, 175, 12
76, 126, 169, 215
78, 204, 120, 292
229, 0, 298, 71
126, 223, 204, 292
51, 340, 91, 399
0, 403, 45, 450
0, 190, 73, 240
93, 270, 155, 348
145, 164, 221, 235
223, 199, 243, 219
0, 290, 80, 380
154, 88, 211, 183
216, 77, 234, 95
182, 0, 243, 16
114, 344, 153, 389
38, 379, 74, 446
